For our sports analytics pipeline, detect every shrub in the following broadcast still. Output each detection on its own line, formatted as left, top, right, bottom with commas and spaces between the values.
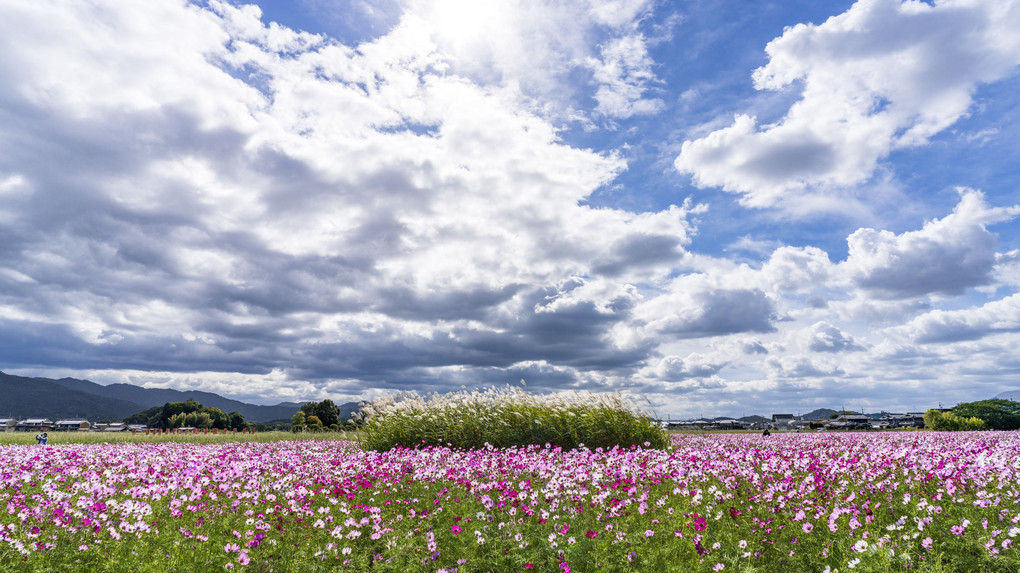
358, 385, 669, 451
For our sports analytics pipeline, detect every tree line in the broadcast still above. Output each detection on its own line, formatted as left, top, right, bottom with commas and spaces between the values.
290, 399, 360, 432
124, 399, 248, 430
924, 399, 1020, 431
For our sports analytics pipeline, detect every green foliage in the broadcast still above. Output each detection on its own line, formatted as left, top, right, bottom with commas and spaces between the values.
123, 400, 243, 430
123, 405, 161, 425
951, 399, 1020, 430
167, 411, 213, 429
226, 411, 247, 430
923, 409, 987, 431
305, 414, 323, 431
291, 411, 306, 432
300, 399, 342, 427
360, 386, 669, 451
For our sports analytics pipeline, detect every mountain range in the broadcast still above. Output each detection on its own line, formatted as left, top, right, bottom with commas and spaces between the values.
0, 371, 359, 423
996, 389, 1020, 401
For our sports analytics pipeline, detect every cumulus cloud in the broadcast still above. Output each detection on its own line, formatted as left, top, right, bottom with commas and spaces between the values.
642, 353, 728, 381
761, 245, 832, 294
0, 0, 685, 399
634, 275, 778, 339
765, 355, 844, 379
674, 0, 1020, 206
805, 321, 865, 353
844, 189, 1020, 299
1, 0, 1018, 417
899, 293, 1020, 343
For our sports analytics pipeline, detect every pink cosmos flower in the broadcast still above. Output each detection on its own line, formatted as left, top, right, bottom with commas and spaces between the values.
803, 522, 813, 533
451, 524, 462, 535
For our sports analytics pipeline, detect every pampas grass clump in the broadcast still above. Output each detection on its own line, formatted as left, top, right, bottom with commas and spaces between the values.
358, 385, 668, 451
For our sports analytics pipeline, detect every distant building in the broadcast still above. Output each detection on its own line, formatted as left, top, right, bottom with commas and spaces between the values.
828, 414, 870, 429
881, 413, 925, 428
771, 414, 795, 427
15, 418, 52, 432
93, 422, 127, 432
0, 419, 16, 433
53, 420, 91, 432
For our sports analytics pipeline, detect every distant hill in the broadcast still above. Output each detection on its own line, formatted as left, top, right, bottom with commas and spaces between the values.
737, 415, 767, 423
0, 373, 147, 420
799, 408, 838, 420
996, 389, 1020, 401
0, 372, 359, 423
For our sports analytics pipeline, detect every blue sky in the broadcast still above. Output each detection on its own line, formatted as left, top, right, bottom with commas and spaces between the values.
1, 0, 1018, 417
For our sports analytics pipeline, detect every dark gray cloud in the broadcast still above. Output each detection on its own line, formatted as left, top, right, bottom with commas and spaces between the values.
645, 287, 777, 339
591, 233, 684, 276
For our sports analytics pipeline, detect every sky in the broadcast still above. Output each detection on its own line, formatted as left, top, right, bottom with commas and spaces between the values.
1, 0, 1019, 418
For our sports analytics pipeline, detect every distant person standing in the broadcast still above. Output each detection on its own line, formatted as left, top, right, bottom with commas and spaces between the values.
35, 432, 47, 445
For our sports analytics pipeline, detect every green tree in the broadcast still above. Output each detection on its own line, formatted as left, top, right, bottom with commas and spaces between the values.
291, 411, 306, 432
227, 411, 247, 430
314, 399, 341, 427
301, 400, 342, 428
951, 399, 1020, 430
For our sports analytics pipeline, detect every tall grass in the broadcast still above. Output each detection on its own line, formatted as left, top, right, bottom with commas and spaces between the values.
358, 385, 668, 451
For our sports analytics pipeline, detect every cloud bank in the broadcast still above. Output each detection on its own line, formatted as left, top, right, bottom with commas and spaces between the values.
0, 0, 1018, 416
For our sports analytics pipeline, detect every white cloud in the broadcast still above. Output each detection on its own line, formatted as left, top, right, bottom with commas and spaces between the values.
761, 245, 833, 294
674, 0, 1020, 206
899, 293, 1020, 343
634, 275, 778, 339
765, 354, 843, 379
805, 321, 865, 353
1, 0, 1018, 418
394, 0, 663, 120
0, 0, 689, 395
641, 353, 728, 382
843, 189, 1020, 299
588, 33, 665, 118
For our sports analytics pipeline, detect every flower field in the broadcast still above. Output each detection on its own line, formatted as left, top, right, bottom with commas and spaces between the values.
1, 432, 1017, 572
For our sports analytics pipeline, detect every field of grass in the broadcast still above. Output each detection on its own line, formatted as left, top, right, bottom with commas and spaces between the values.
1, 431, 1016, 572
0, 430, 357, 446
